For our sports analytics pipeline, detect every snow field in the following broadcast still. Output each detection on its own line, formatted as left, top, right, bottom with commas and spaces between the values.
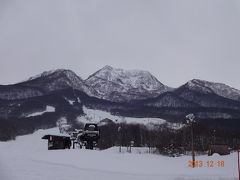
26, 105, 55, 117
0, 128, 238, 180
77, 106, 184, 129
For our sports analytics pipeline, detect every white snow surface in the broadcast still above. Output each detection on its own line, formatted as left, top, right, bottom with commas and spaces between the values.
77, 106, 167, 126
63, 97, 75, 105
0, 128, 238, 180
77, 106, 184, 129
26, 105, 55, 117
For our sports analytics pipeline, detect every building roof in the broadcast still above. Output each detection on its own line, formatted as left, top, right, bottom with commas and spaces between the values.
42, 134, 70, 140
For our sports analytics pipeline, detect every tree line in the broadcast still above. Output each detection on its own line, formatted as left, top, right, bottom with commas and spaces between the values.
97, 121, 240, 155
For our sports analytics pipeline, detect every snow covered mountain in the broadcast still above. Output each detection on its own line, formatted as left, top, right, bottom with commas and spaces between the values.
25, 69, 97, 96
85, 65, 171, 102
140, 92, 199, 108
0, 69, 95, 100
174, 79, 240, 109
183, 79, 240, 101
1, 67, 240, 141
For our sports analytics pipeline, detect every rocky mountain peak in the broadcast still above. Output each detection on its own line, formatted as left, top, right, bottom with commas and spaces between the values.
85, 65, 170, 102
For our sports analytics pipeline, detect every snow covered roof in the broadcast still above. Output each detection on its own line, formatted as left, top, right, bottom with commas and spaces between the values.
42, 134, 70, 140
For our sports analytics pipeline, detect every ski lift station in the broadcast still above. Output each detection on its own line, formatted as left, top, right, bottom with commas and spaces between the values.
42, 123, 100, 150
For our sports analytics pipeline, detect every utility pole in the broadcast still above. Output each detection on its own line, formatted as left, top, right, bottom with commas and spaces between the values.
118, 126, 122, 153
213, 129, 216, 144
191, 122, 195, 168
186, 114, 196, 168
238, 149, 240, 180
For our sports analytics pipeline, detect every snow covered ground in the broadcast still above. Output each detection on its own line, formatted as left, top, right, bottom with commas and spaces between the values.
77, 106, 184, 129
0, 128, 238, 180
77, 106, 166, 125
26, 105, 55, 117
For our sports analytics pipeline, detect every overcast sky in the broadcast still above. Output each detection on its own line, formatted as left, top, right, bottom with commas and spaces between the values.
0, 0, 240, 89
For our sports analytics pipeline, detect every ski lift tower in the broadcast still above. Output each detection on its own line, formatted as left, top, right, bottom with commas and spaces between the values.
186, 113, 196, 168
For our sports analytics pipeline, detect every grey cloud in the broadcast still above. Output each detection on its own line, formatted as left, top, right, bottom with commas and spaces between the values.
0, 0, 239, 89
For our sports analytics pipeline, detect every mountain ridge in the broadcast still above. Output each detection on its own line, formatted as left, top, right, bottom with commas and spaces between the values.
1, 70, 240, 142
1, 66, 240, 103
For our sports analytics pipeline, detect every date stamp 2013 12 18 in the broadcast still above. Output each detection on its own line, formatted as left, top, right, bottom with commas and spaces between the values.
188, 160, 225, 168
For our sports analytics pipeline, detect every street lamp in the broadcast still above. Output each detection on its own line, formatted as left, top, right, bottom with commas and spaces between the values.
186, 113, 196, 168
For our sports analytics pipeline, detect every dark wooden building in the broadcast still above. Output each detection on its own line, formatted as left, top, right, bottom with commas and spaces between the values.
42, 135, 71, 150
208, 144, 230, 156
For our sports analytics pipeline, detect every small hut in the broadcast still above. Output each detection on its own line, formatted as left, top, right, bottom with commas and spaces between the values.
42, 135, 71, 150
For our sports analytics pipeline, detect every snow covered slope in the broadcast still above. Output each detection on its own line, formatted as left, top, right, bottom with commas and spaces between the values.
85, 65, 171, 102
0, 128, 237, 180
185, 79, 240, 101
25, 105, 55, 117
77, 106, 166, 125
77, 106, 186, 130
